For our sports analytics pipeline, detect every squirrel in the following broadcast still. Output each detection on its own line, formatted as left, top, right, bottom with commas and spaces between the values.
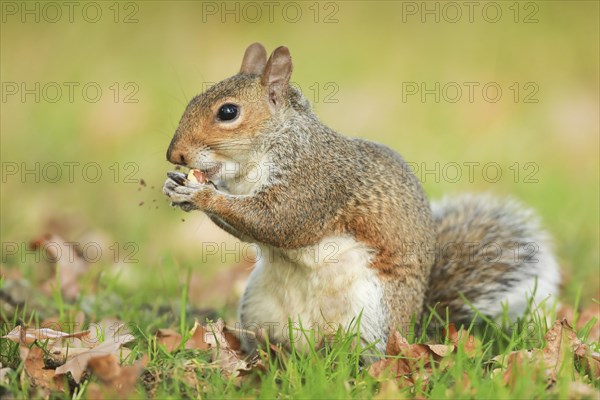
163, 43, 561, 356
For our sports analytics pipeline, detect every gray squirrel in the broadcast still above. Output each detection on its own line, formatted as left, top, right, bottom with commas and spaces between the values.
163, 43, 560, 355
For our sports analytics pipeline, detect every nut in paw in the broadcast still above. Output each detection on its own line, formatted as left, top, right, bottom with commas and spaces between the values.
163, 172, 200, 211
163, 171, 216, 212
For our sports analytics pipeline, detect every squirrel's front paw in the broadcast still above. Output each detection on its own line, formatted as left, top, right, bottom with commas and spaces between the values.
163, 171, 214, 212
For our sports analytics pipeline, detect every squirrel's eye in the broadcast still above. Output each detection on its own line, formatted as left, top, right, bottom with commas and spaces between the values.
217, 103, 239, 121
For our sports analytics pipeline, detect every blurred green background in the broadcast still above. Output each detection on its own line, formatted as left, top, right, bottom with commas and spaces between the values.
1, 1, 598, 305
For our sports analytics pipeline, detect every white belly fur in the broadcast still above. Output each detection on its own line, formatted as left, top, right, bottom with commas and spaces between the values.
238, 235, 388, 354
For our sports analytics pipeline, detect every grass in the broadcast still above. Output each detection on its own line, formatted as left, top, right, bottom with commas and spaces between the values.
1, 266, 598, 399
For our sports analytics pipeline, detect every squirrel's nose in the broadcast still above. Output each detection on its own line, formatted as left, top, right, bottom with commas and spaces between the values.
166, 143, 187, 166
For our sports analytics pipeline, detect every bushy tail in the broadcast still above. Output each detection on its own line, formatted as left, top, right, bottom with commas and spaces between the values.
426, 194, 561, 323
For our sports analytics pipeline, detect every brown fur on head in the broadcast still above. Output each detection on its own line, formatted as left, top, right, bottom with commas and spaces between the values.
166, 43, 305, 184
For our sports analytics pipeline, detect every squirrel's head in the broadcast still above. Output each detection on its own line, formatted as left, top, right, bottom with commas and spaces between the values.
166, 43, 309, 189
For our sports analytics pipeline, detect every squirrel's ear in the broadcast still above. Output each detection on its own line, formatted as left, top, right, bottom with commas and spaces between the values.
240, 43, 267, 75
261, 46, 293, 107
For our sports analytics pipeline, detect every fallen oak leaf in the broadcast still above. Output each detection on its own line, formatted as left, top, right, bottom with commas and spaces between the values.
208, 319, 251, 377
493, 319, 599, 387
184, 320, 210, 351
542, 318, 580, 383
46, 346, 96, 367
1, 325, 90, 345
368, 331, 451, 389
588, 351, 600, 378
427, 344, 455, 358
200, 319, 251, 377
443, 323, 480, 358
223, 325, 243, 351
386, 330, 409, 354
155, 320, 255, 378
84, 354, 147, 399
156, 319, 236, 354
583, 352, 600, 379
55, 333, 135, 383
369, 356, 412, 382
46, 345, 132, 369
156, 329, 182, 353
500, 350, 542, 389
21, 346, 66, 396
574, 343, 600, 379
387, 331, 452, 367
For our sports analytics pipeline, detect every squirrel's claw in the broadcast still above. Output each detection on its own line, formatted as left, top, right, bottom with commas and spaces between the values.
163, 174, 214, 212
167, 171, 187, 185
162, 177, 197, 211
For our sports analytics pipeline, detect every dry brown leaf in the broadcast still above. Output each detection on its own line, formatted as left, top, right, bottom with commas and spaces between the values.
84, 354, 147, 399
21, 346, 65, 396
86, 318, 131, 348
574, 345, 600, 379
443, 323, 480, 358
184, 320, 211, 351
156, 319, 235, 353
427, 344, 455, 358
498, 350, 540, 388
156, 329, 182, 352
223, 325, 243, 351
184, 319, 254, 378
47, 346, 95, 364
2, 325, 90, 345
587, 351, 600, 378
494, 318, 600, 388
168, 319, 266, 387
154, 319, 261, 380
368, 330, 450, 389
54, 333, 135, 383
369, 357, 412, 382
542, 318, 581, 382
203, 319, 251, 377
47, 346, 133, 368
